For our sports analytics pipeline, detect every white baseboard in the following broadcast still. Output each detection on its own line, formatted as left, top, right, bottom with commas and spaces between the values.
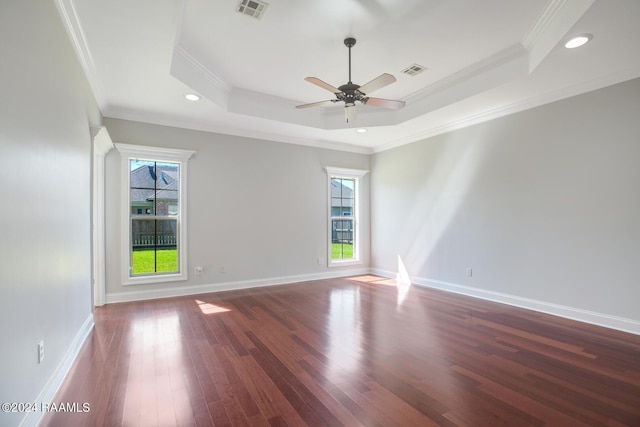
106, 266, 640, 335
371, 268, 640, 336
105, 268, 371, 304
20, 314, 94, 427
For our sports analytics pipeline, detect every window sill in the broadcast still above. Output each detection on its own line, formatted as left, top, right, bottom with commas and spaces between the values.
328, 259, 362, 268
123, 272, 188, 286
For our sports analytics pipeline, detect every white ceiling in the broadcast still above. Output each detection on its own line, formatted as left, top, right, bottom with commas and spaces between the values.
55, 0, 640, 153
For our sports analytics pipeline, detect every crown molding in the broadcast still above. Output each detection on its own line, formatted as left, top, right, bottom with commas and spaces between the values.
398, 45, 529, 126
107, 66, 640, 157
404, 44, 527, 103
522, 0, 566, 49
103, 108, 373, 154
53, 0, 104, 108
170, 45, 231, 109
374, 68, 640, 154
522, 0, 595, 72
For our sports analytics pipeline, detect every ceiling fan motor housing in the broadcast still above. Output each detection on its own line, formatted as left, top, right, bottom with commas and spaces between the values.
338, 82, 363, 106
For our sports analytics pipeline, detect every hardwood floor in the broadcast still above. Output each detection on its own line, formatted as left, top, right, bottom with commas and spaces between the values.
41, 276, 640, 426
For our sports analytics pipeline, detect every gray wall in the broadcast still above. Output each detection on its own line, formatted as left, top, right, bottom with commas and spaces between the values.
0, 1, 101, 425
103, 118, 371, 300
371, 78, 640, 327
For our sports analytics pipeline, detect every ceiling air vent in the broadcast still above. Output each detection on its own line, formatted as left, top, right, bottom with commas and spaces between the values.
401, 64, 427, 76
237, 0, 269, 20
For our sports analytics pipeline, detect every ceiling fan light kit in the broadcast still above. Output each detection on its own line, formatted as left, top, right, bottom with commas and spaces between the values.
296, 37, 405, 123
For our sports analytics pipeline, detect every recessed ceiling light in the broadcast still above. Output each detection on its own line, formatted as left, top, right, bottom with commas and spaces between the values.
564, 34, 592, 49
356, 128, 367, 133
184, 93, 201, 101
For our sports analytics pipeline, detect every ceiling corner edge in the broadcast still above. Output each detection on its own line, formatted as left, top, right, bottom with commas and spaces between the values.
53, 0, 105, 107
523, 0, 597, 73
170, 44, 231, 109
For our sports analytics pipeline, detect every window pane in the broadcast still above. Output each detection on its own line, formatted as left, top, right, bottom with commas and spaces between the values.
327, 168, 366, 267
331, 178, 354, 208
331, 218, 354, 260
130, 160, 179, 217
330, 177, 356, 261
131, 218, 178, 275
129, 160, 180, 276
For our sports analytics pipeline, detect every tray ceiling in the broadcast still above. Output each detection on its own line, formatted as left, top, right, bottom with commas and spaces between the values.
55, 0, 640, 152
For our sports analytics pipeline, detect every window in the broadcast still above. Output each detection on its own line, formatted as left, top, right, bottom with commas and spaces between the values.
116, 144, 195, 285
325, 167, 368, 267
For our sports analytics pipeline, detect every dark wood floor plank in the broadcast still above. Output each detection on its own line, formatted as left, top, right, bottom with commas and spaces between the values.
227, 349, 308, 426
207, 400, 233, 427
247, 331, 345, 426
211, 344, 261, 418
451, 364, 585, 426
247, 345, 325, 426
41, 277, 640, 426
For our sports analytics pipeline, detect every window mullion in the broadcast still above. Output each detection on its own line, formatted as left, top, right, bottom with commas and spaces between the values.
153, 162, 158, 273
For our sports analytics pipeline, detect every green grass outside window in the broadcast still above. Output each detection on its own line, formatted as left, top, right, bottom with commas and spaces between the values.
132, 249, 178, 275
133, 244, 353, 274
331, 243, 353, 260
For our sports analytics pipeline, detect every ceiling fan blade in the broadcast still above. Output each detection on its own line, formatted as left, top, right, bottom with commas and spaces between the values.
345, 105, 357, 123
304, 77, 342, 94
363, 97, 405, 110
358, 73, 396, 95
296, 100, 335, 109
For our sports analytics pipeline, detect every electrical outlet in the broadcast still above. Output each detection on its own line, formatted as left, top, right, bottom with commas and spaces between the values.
466, 268, 473, 277
317, 257, 324, 265
194, 266, 203, 275
38, 341, 44, 364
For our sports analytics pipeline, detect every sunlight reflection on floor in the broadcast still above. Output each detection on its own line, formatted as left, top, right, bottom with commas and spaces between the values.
124, 311, 188, 426
350, 275, 397, 286
349, 256, 413, 306
326, 287, 363, 384
396, 255, 412, 305
195, 299, 230, 314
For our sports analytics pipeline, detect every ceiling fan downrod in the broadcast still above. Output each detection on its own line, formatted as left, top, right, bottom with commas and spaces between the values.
345, 37, 356, 84
340, 38, 359, 107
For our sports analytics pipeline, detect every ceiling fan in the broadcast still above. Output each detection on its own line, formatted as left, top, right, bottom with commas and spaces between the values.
296, 37, 406, 123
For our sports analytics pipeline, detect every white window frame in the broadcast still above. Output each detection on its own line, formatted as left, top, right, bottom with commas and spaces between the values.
325, 167, 368, 267
116, 143, 195, 285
